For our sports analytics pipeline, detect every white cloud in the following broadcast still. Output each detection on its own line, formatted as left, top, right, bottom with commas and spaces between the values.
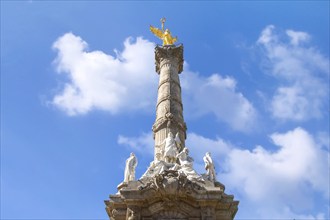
257, 25, 329, 121
118, 128, 329, 218
185, 132, 234, 174
286, 29, 310, 46
52, 33, 157, 115
271, 84, 324, 120
117, 132, 154, 155
181, 66, 258, 132
222, 127, 329, 218
51, 33, 257, 132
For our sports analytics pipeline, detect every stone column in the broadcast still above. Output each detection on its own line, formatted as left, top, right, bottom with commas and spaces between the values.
152, 44, 186, 160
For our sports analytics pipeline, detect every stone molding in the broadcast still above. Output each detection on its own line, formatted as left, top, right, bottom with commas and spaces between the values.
105, 170, 238, 220
155, 44, 184, 74
156, 94, 183, 111
158, 78, 182, 91
152, 114, 187, 136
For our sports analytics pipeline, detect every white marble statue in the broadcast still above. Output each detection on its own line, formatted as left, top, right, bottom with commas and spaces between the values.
141, 152, 163, 178
203, 152, 216, 182
124, 152, 138, 182
177, 147, 193, 166
162, 132, 179, 163
141, 160, 168, 180
176, 147, 204, 182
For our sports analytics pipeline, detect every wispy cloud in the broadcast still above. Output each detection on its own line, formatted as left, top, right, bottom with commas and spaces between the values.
257, 25, 329, 121
181, 65, 258, 132
118, 132, 154, 156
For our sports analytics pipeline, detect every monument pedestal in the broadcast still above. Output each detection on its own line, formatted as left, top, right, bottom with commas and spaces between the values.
105, 171, 238, 220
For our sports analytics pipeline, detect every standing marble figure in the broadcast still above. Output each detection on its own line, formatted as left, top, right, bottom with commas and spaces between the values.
203, 152, 216, 182
162, 132, 179, 163
124, 153, 138, 182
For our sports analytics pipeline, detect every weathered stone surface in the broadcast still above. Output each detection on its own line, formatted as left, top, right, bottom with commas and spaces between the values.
105, 170, 238, 219
153, 45, 186, 161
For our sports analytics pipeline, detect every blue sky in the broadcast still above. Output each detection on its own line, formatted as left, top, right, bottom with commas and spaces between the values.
1, 1, 329, 219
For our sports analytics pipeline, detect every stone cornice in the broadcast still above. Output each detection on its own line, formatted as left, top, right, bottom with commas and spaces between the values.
105, 170, 239, 219
155, 44, 184, 74
152, 115, 187, 134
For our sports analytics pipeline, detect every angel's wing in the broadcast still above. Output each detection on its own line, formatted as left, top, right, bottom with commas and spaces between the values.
150, 25, 163, 39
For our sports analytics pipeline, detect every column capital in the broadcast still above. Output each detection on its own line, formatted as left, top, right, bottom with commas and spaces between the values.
155, 44, 184, 74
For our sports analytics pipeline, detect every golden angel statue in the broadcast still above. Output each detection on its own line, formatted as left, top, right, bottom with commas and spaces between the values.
150, 18, 178, 46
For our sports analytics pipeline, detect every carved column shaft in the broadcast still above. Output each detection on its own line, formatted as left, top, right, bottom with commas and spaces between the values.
152, 45, 186, 160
